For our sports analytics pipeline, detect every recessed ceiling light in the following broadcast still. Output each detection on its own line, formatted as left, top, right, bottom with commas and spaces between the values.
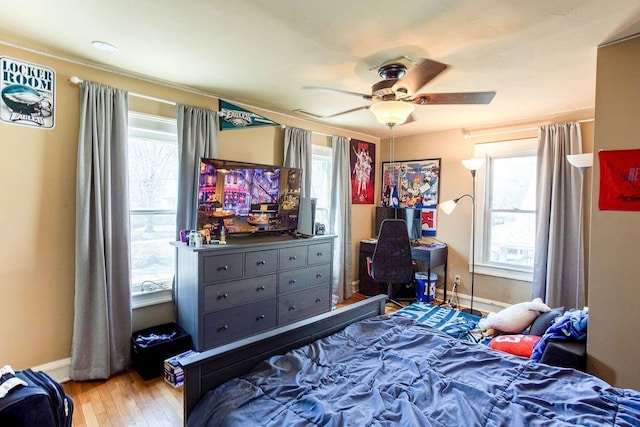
91, 40, 117, 53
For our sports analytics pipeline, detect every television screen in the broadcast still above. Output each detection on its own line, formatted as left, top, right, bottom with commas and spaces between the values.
197, 158, 302, 236
375, 207, 423, 242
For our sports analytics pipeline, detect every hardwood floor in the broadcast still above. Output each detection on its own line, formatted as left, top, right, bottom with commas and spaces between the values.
64, 367, 183, 426
63, 293, 399, 426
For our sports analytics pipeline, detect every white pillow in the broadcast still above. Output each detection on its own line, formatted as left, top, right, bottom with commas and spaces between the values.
478, 298, 551, 333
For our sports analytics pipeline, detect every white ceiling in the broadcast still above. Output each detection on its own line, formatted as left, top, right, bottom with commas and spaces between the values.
2, 0, 640, 139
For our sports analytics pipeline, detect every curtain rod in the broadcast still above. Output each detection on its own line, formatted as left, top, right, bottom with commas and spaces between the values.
70, 76, 344, 139
280, 126, 335, 138
69, 76, 177, 106
69, 76, 360, 141
463, 117, 594, 140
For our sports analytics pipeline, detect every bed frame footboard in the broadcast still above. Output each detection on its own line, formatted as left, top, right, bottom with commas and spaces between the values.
180, 294, 387, 422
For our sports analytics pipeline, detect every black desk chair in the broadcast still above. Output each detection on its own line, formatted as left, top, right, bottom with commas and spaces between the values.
368, 219, 415, 308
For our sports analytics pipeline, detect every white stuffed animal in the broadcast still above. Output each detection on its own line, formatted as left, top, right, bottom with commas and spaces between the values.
478, 298, 551, 334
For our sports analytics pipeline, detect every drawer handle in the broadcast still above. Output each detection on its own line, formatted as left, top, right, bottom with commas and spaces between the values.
316, 298, 322, 303
316, 274, 322, 278
257, 260, 266, 265
289, 305, 296, 311
218, 265, 229, 271
317, 252, 323, 257
218, 293, 228, 299
257, 285, 266, 291
218, 325, 228, 331
289, 256, 297, 261
257, 314, 265, 320
289, 280, 296, 285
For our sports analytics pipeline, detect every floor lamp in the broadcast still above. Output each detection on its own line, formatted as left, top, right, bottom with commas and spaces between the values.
566, 153, 593, 309
439, 158, 485, 316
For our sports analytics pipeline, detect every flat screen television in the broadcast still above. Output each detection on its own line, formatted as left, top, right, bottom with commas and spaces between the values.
375, 207, 423, 242
197, 158, 302, 236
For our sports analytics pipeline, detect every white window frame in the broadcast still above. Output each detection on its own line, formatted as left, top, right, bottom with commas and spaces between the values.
128, 112, 178, 308
473, 138, 537, 282
311, 144, 333, 231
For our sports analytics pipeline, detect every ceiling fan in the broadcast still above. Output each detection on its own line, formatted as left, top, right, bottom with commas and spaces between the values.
299, 57, 495, 125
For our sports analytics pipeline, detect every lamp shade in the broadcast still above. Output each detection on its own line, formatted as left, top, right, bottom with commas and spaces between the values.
567, 153, 593, 169
369, 101, 415, 126
462, 157, 485, 171
439, 199, 457, 215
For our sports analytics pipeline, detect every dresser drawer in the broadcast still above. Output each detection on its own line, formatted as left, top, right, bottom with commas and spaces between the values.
245, 249, 278, 276
308, 242, 332, 265
279, 246, 308, 270
278, 263, 331, 294
202, 253, 243, 284
278, 286, 330, 325
203, 298, 277, 349
203, 274, 277, 313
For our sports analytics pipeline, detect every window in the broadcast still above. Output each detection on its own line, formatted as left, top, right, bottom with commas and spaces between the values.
128, 112, 178, 304
475, 138, 537, 281
311, 145, 333, 230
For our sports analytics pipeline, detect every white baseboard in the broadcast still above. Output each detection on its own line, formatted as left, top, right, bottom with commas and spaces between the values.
353, 280, 507, 314
32, 358, 71, 383
436, 289, 508, 314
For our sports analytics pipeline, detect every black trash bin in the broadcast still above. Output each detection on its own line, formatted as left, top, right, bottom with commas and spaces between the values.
131, 322, 192, 380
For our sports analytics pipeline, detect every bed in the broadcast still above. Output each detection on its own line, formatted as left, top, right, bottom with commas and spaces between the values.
181, 295, 640, 426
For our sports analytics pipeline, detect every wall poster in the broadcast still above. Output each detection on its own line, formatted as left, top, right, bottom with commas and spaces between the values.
598, 148, 640, 211
381, 158, 441, 236
350, 139, 375, 204
0, 56, 55, 129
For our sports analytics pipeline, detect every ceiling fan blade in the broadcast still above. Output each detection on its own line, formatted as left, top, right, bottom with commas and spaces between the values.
392, 59, 447, 96
412, 91, 496, 105
324, 105, 371, 118
294, 105, 370, 119
302, 86, 372, 100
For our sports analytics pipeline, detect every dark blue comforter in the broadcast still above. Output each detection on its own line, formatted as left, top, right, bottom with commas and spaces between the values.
188, 315, 640, 426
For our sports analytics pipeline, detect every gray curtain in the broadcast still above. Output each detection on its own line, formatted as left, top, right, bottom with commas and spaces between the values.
175, 104, 218, 235
330, 136, 353, 302
71, 82, 131, 380
283, 127, 312, 198
532, 122, 583, 308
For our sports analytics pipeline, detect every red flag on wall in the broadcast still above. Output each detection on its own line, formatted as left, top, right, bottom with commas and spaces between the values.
598, 148, 640, 211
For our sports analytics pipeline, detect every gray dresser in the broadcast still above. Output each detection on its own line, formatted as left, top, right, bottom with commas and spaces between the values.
172, 235, 334, 351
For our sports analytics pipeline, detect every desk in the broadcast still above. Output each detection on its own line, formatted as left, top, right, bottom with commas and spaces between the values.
358, 240, 448, 301
410, 243, 448, 303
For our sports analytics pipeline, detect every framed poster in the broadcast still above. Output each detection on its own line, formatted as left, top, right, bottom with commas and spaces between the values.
350, 139, 375, 204
598, 149, 640, 211
381, 158, 441, 208
381, 158, 441, 237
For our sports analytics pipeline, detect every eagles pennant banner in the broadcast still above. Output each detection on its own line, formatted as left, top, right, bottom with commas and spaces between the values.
219, 100, 279, 130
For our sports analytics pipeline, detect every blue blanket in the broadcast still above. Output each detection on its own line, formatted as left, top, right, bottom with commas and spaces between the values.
188, 315, 640, 426
531, 309, 588, 362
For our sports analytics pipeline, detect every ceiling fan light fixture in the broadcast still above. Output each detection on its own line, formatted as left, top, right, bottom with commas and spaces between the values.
369, 101, 415, 127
